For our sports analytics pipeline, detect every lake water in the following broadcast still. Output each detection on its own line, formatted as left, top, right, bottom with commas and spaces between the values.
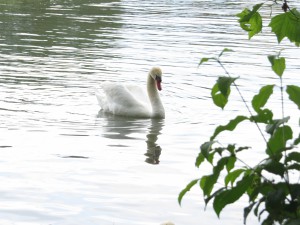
0, 0, 299, 225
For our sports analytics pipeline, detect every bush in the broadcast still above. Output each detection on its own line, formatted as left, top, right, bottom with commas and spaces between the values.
179, 1, 300, 224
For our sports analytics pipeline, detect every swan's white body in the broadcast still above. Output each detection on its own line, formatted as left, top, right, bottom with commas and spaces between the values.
96, 67, 165, 118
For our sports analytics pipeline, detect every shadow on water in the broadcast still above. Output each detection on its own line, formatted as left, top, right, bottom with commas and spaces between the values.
97, 110, 164, 164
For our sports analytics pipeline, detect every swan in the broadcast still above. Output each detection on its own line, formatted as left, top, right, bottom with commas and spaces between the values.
96, 67, 165, 118
160, 222, 175, 225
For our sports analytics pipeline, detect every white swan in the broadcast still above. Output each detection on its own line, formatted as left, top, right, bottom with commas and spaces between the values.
160, 222, 175, 225
96, 67, 165, 118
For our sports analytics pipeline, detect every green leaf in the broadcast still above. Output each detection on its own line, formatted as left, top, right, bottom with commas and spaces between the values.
200, 141, 215, 161
266, 116, 290, 135
226, 156, 236, 172
252, 85, 274, 113
195, 151, 205, 167
225, 144, 235, 155
294, 133, 300, 145
254, 197, 266, 217
207, 152, 215, 164
217, 76, 238, 96
263, 159, 285, 177
247, 174, 261, 201
204, 187, 226, 206
211, 83, 228, 109
236, 146, 251, 152
198, 57, 212, 66
225, 168, 245, 187
265, 188, 286, 210
211, 77, 238, 109
266, 125, 293, 156
251, 109, 273, 123
247, 13, 263, 39
218, 48, 233, 58
286, 85, 300, 110
284, 219, 300, 225
238, 4, 263, 22
262, 216, 274, 225
268, 55, 286, 77
269, 8, 300, 46
257, 182, 276, 196
244, 202, 256, 225
213, 174, 254, 217
178, 179, 199, 205
198, 57, 218, 67
200, 174, 219, 197
211, 116, 248, 141
211, 76, 238, 109
285, 152, 300, 164
237, 4, 263, 39
289, 184, 300, 200
201, 157, 229, 196
287, 163, 300, 171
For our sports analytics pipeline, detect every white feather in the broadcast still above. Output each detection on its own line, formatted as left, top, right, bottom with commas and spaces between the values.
96, 67, 165, 118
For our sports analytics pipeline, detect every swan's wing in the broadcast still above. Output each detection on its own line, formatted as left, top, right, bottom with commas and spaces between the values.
101, 83, 142, 107
100, 82, 150, 117
95, 89, 109, 111
125, 84, 149, 104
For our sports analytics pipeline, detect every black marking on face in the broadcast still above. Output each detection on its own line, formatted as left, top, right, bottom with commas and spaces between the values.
155, 76, 162, 82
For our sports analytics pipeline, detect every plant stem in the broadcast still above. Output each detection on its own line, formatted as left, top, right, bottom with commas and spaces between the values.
279, 76, 291, 185
216, 59, 271, 149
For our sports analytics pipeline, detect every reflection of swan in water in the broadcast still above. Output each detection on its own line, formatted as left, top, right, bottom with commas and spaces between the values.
97, 111, 164, 163
97, 111, 144, 141
144, 119, 164, 164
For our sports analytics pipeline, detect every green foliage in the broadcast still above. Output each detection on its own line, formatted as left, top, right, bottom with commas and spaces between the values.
266, 125, 293, 156
211, 115, 248, 141
269, 8, 300, 46
213, 174, 255, 217
199, 49, 237, 110
268, 55, 286, 77
211, 77, 238, 109
199, 57, 210, 66
183, 47, 300, 224
237, 4, 263, 39
178, 179, 199, 205
211, 82, 229, 109
236, 2, 300, 47
180, 1, 300, 221
225, 168, 245, 187
218, 48, 233, 58
252, 85, 274, 113
286, 85, 300, 109
265, 116, 290, 135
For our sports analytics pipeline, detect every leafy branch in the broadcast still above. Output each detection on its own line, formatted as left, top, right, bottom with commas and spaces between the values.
237, 1, 300, 46
180, 48, 300, 225
179, 1, 300, 224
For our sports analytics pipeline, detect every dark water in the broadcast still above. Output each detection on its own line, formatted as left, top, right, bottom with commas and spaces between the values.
0, 0, 299, 224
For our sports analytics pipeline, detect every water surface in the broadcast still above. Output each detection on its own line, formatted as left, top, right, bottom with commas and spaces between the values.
0, 0, 299, 225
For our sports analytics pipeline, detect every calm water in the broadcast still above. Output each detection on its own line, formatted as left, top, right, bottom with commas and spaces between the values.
1, 1, 299, 225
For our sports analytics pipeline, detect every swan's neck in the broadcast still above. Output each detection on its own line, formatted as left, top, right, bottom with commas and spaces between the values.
147, 74, 165, 118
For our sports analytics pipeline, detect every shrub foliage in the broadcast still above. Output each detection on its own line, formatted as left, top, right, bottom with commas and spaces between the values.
179, 1, 300, 224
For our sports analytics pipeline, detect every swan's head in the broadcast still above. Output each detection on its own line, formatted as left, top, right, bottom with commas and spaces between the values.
149, 67, 163, 91
160, 222, 175, 225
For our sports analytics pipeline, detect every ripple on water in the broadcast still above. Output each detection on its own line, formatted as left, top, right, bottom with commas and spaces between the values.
0, 0, 299, 224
